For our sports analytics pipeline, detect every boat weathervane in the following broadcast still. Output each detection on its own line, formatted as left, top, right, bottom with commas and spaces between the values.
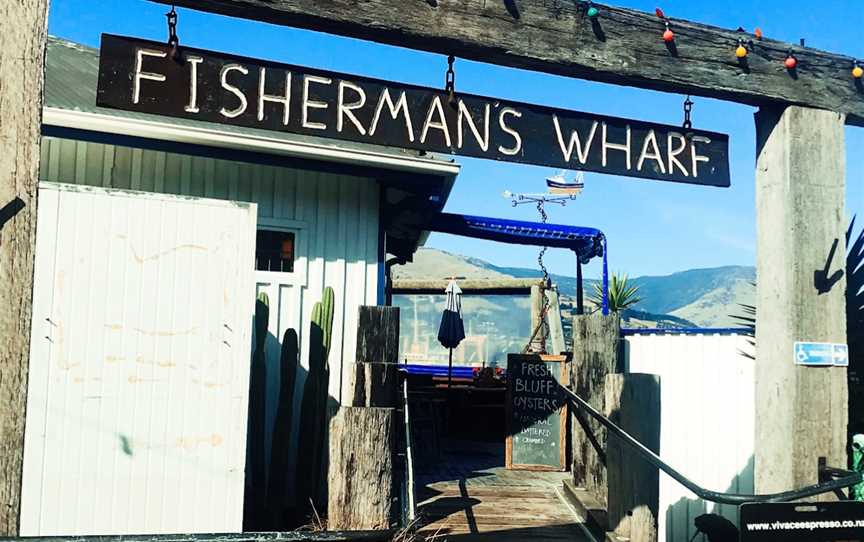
503, 170, 584, 207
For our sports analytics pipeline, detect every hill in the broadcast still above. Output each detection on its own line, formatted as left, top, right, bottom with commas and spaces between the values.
394, 248, 755, 328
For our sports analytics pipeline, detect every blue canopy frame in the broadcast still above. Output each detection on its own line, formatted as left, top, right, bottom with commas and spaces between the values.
427, 213, 609, 315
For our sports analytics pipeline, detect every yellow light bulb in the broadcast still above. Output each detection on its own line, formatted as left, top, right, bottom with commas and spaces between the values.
736, 45, 748, 59
854, 66, 864, 79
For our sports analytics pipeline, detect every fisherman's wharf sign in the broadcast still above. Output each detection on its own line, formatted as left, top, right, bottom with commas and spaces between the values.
97, 34, 731, 186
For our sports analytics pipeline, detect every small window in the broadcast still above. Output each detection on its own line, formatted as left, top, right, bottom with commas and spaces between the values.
256, 230, 295, 272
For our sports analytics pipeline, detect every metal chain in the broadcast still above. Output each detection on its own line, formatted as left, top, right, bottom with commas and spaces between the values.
682, 95, 693, 130
445, 55, 456, 105
523, 198, 551, 354
166, 5, 179, 57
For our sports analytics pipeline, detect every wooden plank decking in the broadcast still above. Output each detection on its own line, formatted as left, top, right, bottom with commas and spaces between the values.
415, 441, 591, 542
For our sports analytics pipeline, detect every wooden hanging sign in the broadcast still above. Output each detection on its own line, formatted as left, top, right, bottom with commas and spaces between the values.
97, 34, 731, 187
505, 353, 569, 471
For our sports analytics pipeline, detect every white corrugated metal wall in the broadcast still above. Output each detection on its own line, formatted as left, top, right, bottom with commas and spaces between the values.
624, 332, 755, 542
37, 136, 381, 510
22, 183, 257, 535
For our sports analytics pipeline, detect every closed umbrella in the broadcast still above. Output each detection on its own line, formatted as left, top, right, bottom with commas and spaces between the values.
437, 279, 465, 388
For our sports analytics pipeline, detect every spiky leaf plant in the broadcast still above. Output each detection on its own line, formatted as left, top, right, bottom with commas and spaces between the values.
590, 272, 642, 312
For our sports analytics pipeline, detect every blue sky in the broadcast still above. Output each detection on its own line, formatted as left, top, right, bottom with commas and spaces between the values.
48, 0, 864, 279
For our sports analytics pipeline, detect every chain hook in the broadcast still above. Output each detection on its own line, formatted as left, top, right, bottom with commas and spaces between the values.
166, 5, 180, 60
682, 94, 694, 130
445, 55, 456, 106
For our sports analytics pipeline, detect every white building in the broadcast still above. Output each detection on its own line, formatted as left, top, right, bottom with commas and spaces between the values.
21, 37, 459, 536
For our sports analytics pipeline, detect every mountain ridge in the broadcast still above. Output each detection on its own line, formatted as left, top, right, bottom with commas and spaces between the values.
395, 248, 755, 327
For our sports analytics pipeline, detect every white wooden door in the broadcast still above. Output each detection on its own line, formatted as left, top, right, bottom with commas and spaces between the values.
251, 217, 308, 498
21, 183, 257, 535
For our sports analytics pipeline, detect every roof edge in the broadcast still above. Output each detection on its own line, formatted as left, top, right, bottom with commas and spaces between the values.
43, 107, 461, 178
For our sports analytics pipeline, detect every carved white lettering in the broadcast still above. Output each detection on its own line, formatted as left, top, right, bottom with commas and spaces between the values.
257, 67, 291, 125
667, 132, 689, 177
498, 108, 523, 156
338, 80, 367, 135
369, 89, 414, 142
457, 100, 490, 151
602, 123, 632, 170
132, 48, 167, 105
553, 117, 598, 164
302, 75, 332, 130
637, 130, 666, 174
184, 55, 203, 113
690, 135, 711, 178
420, 95, 452, 147
219, 64, 249, 118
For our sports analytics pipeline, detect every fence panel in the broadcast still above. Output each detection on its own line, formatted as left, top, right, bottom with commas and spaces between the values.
624, 331, 754, 542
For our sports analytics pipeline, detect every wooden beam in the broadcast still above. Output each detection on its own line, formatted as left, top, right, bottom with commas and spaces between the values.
0, 1, 49, 536
152, 0, 864, 125
392, 278, 544, 295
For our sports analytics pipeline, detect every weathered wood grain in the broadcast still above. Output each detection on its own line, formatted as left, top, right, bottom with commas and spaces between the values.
351, 362, 398, 408
0, 532, 394, 542
351, 306, 400, 408
529, 285, 545, 353
356, 306, 399, 365
0, 0, 49, 535
570, 313, 620, 507
546, 289, 566, 356
392, 278, 543, 295
151, 0, 864, 125
754, 106, 849, 495
605, 374, 660, 542
327, 407, 395, 530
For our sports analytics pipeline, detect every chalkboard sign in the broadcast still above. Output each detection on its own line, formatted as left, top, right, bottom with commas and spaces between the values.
506, 354, 569, 471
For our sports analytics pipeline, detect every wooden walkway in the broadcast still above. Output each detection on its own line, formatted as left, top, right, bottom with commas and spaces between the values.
415, 440, 591, 542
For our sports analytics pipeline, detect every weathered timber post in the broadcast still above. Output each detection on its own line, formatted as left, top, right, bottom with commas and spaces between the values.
754, 106, 848, 494
327, 407, 395, 530
570, 313, 621, 507
530, 284, 544, 352
351, 306, 400, 407
546, 288, 567, 355
328, 306, 400, 529
0, 1, 49, 536
605, 373, 660, 542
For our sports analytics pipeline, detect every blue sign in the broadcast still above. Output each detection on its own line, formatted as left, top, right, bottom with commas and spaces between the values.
794, 342, 848, 367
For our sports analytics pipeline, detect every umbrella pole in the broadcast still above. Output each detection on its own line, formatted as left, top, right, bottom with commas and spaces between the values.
448, 348, 453, 389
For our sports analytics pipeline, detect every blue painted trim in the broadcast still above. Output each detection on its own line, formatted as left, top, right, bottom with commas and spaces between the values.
621, 327, 752, 336
601, 236, 609, 316
399, 364, 481, 378
376, 189, 386, 306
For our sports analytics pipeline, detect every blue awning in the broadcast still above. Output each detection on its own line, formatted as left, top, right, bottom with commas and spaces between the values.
429, 213, 605, 263
426, 213, 609, 314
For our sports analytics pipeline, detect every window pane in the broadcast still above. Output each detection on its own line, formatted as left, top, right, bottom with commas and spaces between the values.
393, 293, 532, 368
255, 230, 294, 272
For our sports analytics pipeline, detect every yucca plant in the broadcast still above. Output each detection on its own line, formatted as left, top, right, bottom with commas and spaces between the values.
847, 217, 863, 354
847, 217, 864, 438
590, 271, 642, 312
